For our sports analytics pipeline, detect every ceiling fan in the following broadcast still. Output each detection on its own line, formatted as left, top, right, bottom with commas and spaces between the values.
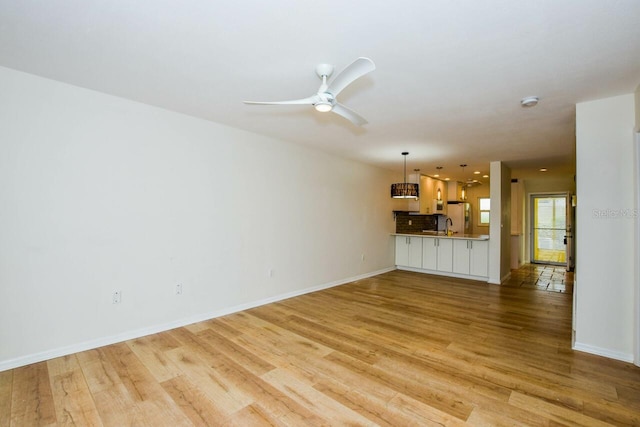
243, 57, 375, 126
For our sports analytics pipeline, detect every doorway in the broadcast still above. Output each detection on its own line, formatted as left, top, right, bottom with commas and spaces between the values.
530, 194, 568, 265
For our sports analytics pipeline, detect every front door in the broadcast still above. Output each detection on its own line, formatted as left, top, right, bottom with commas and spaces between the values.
531, 194, 568, 265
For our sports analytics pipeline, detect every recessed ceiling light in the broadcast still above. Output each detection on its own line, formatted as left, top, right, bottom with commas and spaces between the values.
473, 171, 480, 175
483, 174, 489, 178
444, 177, 450, 181
521, 96, 539, 107
539, 168, 548, 172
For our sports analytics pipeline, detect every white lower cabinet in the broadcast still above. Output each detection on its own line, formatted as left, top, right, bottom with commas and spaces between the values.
469, 240, 489, 277
395, 235, 423, 268
396, 235, 488, 280
452, 240, 471, 274
453, 239, 489, 277
422, 237, 453, 272
421, 237, 437, 270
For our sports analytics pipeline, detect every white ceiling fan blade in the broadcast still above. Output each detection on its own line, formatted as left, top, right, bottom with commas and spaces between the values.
243, 96, 317, 105
331, 103, 368, 126
326, 57, 375, 97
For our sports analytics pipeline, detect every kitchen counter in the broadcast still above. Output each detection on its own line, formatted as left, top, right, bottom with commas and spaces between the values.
394, 232, 490, 280
392, 232, 489, 241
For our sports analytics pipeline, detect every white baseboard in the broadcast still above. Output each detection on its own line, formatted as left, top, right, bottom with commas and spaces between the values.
487, 271, 512, 285
0, 267, 395, 372
397, 266, 489, 282
573, 342, 634, 363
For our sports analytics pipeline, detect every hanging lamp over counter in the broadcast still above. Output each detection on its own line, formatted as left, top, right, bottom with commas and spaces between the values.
391, 152, 419, 199
460, 164, 468, 201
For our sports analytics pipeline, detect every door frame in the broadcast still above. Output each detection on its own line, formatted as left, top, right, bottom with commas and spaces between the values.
529, 192, 572, 266
635, 132, 639, 366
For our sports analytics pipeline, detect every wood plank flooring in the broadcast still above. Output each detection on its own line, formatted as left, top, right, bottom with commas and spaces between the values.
2, 267, 640, 426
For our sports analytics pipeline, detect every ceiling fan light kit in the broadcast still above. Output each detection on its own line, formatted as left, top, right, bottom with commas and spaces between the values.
244, 57, 376, 126
314, 102, 332, 112
313, 94, 334, 112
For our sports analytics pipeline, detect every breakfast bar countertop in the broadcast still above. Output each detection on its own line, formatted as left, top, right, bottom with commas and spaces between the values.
392, 232, 489, 241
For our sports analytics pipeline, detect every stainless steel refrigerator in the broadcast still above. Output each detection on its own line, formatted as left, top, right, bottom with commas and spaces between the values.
446, 202, 471, 235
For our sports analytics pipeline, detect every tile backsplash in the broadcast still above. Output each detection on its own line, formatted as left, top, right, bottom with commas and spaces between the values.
395, 212, 438, 233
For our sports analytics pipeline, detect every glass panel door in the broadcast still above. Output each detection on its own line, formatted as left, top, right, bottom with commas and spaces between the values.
531, 195, 567, 265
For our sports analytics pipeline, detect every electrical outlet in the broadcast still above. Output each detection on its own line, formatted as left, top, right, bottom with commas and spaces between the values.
112, 291, 121, 304
268, 269, 274, 278
361, 253, 365, 262
408, 220, 412, 225
176, 283, 183, 295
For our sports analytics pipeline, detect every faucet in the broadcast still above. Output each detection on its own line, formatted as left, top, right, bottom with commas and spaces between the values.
445, 217, 453, 235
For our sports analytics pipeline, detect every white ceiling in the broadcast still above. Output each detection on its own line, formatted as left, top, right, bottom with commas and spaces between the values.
1, 0, 639, 183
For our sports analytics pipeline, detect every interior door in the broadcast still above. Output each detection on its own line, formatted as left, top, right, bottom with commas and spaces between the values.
531, 194, 568, 265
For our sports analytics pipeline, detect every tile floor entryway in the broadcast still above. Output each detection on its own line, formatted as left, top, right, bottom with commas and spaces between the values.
504, 263, 573, 294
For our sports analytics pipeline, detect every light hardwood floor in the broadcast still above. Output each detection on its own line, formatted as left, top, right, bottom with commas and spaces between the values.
2, 268, 639, 426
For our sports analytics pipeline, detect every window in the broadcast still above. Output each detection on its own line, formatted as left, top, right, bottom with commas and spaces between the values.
479, 197, 490, 226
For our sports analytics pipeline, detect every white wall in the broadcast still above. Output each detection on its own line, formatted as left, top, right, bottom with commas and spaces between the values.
0, 67, 397, 370
635, 129, 640, 366
634, 85, 640, 367
575, 93, 637, 362
488, 161, 511, 284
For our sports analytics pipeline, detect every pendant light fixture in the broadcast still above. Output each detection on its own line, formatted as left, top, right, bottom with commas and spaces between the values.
460, 164, 467, 201
391, 152, 419, 199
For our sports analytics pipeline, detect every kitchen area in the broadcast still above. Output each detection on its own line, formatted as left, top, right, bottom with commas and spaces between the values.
393, 173, 491, 281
